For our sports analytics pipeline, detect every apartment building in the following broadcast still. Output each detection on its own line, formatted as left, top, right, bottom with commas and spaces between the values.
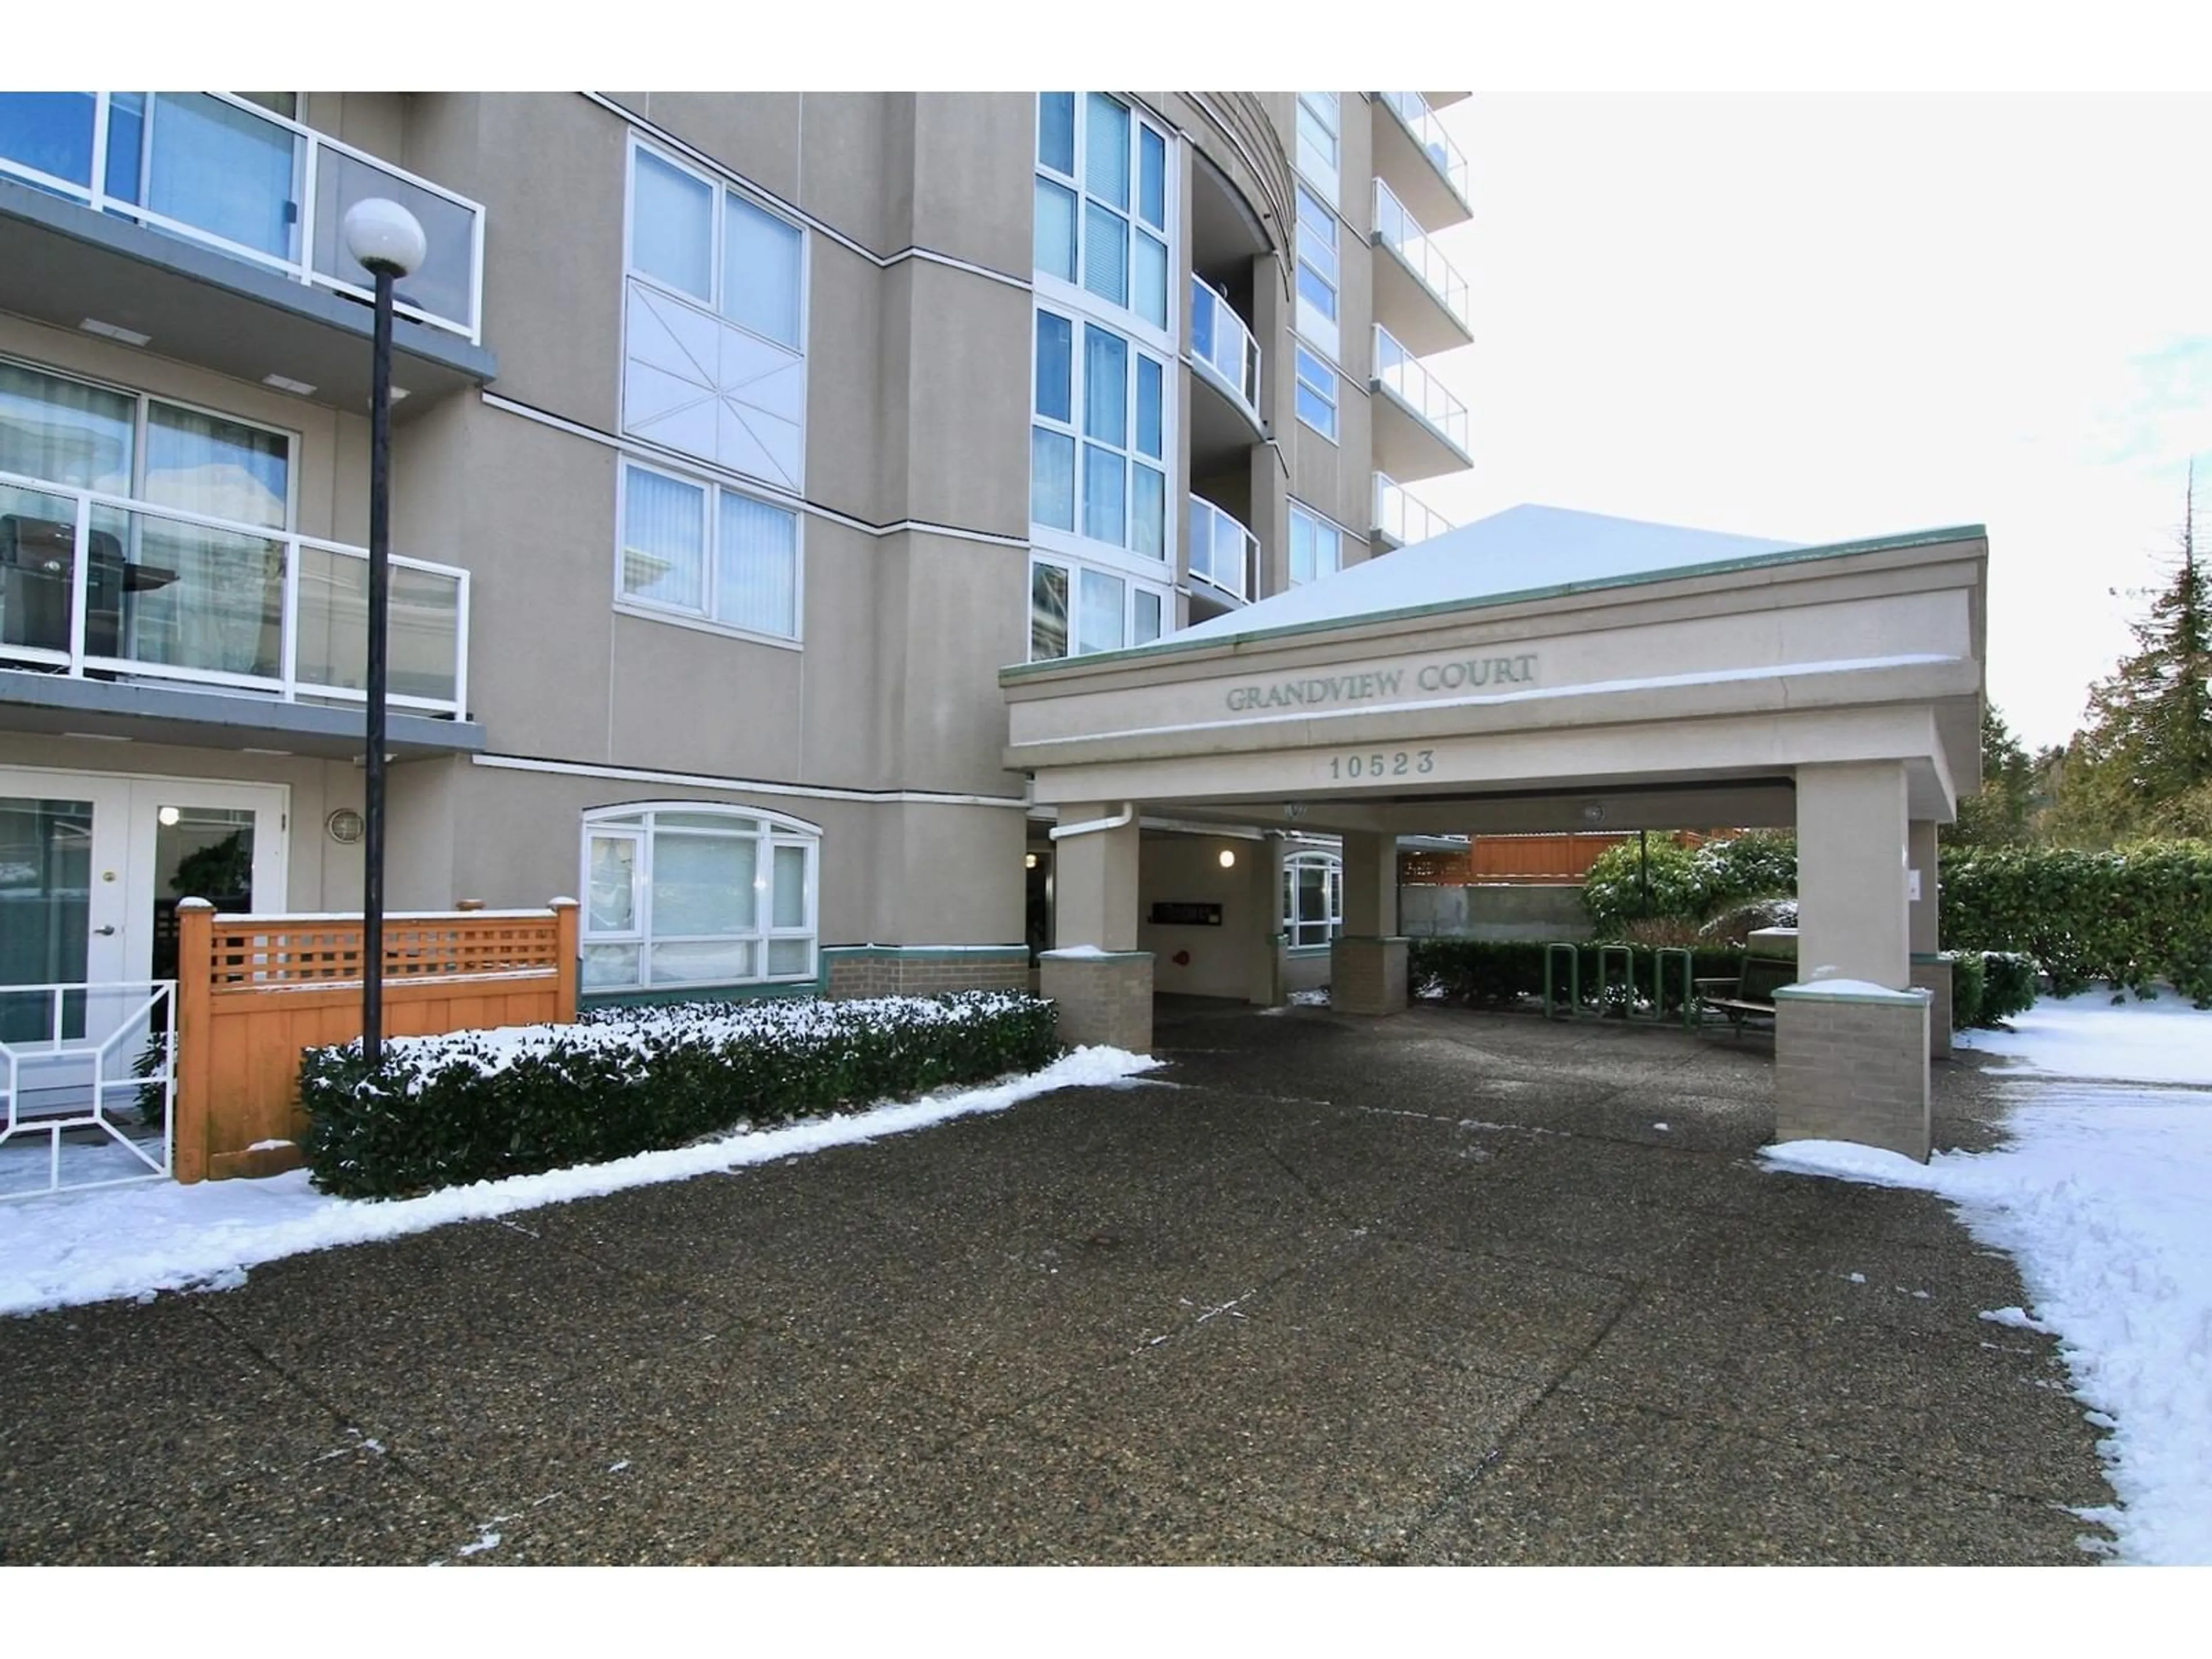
0, 90, 1476, 1024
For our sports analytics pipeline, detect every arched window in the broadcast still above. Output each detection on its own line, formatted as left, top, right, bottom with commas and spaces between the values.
1282, 850, 1343, 948
581, 804, 818, 991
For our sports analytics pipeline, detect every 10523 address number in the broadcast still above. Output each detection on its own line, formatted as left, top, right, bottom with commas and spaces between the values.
1328, 749, 1434, 780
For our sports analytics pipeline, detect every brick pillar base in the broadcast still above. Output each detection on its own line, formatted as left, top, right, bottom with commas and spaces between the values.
1330, 936, 1409, 1016
1039, 950, 1154, 1052
1909, 954, 1953, 1059
1774, 986, 1933, 1161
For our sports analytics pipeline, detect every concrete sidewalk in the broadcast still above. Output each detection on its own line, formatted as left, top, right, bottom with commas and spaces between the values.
0, 1001, 2116, 1565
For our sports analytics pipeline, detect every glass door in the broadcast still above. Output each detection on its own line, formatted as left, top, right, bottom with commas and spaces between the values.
123, 779, 286, 987
0, 773, 130, 1043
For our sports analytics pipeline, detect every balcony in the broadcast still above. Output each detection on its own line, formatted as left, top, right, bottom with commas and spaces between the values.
0, 468, 478, 754
1187, 495, 1259, 615
1370, 177, 1472, 356
1372, 473, 1455, 551
1369, 324, 1472, 483
0, 94, 494, 415
1373, 92, 1472, 229
1187, 276, 1265, 471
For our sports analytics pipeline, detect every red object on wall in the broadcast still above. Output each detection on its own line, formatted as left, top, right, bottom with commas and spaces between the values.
1172, 949, 1191, 967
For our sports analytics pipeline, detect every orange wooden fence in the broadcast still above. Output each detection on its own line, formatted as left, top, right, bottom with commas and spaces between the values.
1400, 831, 1724, 887
173, 899, 579, 1183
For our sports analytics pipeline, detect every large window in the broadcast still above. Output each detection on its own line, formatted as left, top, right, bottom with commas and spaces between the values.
582, 805, 819, 991
1283, 851, 1343, 948
1294, 344, 1338, 442
619, 460, 800, 641
1035, 92, 1171, 333
1294, 184, 1340, 361
1289, 503, 1344, 586
1295, 92, 1340, 203
1031, 309, 1168, 556
623, 141, 806, 493
1028, 554, 1166, 661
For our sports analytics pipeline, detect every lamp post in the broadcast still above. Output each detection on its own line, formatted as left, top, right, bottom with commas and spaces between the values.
341, 198, 427, 1068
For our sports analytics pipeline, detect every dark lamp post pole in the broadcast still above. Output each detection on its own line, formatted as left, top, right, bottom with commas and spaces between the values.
341, 199, 428, 1071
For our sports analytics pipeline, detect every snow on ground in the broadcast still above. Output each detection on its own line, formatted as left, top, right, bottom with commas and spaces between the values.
0, 1046, 1157, 1321
1766, 993, 2212, 1566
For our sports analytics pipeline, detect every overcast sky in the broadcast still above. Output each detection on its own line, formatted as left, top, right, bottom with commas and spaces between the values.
1416, 93, 2212, 751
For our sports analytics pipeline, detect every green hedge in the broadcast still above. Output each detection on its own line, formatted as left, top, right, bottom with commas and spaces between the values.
300, 991, 1063, 1200
1583, 831, 1798, 935
1941, 843, 2212, 1006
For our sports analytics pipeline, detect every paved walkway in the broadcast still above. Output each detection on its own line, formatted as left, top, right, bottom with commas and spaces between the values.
0, 1001, 2115, 1565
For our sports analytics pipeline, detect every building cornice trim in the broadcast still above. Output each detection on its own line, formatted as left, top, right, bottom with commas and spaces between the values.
471, 750, 1029, 809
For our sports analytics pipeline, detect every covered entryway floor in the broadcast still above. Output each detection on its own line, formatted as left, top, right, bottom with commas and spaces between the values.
1, 1003, 2109, 1564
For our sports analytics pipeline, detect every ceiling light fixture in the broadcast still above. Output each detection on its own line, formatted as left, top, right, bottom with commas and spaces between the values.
262, 373, 317, 396
79, 317, 151, 347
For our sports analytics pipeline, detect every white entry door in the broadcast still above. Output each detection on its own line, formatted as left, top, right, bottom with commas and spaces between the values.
0, 766, 287, 1041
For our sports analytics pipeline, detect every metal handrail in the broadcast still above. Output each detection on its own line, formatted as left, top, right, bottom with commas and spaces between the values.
1374, 472, 1454, 547
1377, 92, 1471, 209
1187, 495, 1258, 601
1188, 278, 1263, 425
1370, 324, 1470, 455
0, 979, 175, 1196
0, 465, 469, 716
1372, 177, 1471, 333
0, 92, 486, 343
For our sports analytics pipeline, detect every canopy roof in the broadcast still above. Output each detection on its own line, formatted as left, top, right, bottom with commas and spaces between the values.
1169, 504, 1958, 649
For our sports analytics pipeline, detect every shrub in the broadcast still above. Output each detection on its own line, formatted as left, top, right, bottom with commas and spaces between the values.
1946, 950, 1986, 1031
1410, 938, 1746, 1017
299, 992, 1063, 1200
1977, 950, 2040, 1023
1690, 831, 1800, 911
1581, 838, 1703, 935
1941, 841, 2212, 1006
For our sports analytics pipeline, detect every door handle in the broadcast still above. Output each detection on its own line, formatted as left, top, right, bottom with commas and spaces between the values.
94, 925, 117, 936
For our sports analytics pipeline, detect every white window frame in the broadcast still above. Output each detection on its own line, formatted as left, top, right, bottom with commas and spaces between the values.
1294, 92, 1340, 204
1294, 183, 1341, 362
1289, 501, 1347, 586
1033, 92, 1177, 354
1028, 551, 1170, 663
613, 456, 805, 647
623, 136, 808, 353
580, 802, 821, 993
1282, 850, 1344, 948
1029, 305, 1176, 578
0, 351, 299, 529
1293, 343, 1339, 444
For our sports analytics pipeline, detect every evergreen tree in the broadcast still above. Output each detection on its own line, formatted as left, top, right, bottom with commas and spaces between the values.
2050, 467, 2212, 843
1952, 703, 2036, 846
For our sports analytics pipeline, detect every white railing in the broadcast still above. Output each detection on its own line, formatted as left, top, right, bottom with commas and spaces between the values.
1374, 473, 1455, 547
0, 980, 175, 1198
1372, 177, 1471, 335
1372, 324, 1471, 456
1378, 91, 1472, 209
0, 468, 469, 717
0, 92, 485, 343
1188, 277, 1263, 426
1188, 495, 1259, 602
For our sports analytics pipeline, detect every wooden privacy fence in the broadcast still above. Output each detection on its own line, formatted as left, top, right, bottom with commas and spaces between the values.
173, 899, 579, 1183
1400, 831, 1725, 887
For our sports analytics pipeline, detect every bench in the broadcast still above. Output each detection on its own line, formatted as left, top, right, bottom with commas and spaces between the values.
1694, 953, 1796, 1033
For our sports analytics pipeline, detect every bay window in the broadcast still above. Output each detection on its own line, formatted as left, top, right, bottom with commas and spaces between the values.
1031, 308, 1169, 560
582, 805, 819, 991
1296, 184, 1341, 361
1295, 92, 1340, 204
1028, 554, 1167, 662
1283, 851, 1344, 948
619, 459, 801, 641
1035, 92, 1172, 333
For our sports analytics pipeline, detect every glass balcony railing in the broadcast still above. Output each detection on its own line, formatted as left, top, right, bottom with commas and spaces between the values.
0, 469, 469, 715
1373, 472, 1454, 548
1187, 495, 1259, 603
1188, 277, 1262, 426
0, 92, 485, 343
1372, 324, 1470, 457
1372, 177, 1471, 336
1378, 91, 1471, 209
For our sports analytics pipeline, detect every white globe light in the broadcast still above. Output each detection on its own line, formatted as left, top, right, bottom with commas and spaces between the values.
1218, 848, 1237, 869
341, 198, 427, 278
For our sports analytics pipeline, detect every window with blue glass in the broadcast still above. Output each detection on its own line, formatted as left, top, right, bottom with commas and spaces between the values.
1296, 183, 1340, 361
1031, 306, 1168, 560
1035, 92, 1172, 335
1294, 344, 1338, 443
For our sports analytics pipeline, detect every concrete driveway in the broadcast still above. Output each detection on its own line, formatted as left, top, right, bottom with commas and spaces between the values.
0, 999, 2115, 1565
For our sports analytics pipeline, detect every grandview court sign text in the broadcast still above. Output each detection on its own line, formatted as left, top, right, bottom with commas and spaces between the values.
1222, 653, 1540, 713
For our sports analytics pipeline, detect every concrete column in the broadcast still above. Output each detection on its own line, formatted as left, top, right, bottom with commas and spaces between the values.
1040, 802, 1152, 1052
1780, 764, 1930, 1158
1332, 831, 1407, 1015
1795, 762, 1910, 990
1246, 833, 1286, 1007
1907, 818, 1951, 1058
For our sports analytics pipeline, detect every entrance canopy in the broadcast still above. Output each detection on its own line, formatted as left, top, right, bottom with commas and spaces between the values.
1002, 505, 1986, 838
